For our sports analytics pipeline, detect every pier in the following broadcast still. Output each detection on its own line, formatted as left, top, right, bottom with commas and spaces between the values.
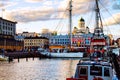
4, 51, 46, 62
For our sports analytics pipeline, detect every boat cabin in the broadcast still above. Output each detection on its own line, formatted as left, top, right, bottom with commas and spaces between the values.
66, 61, 113, 80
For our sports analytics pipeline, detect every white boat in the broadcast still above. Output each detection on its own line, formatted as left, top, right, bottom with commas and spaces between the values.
0, 49, 8, 61
66, 60, 114, 80
0, 55, 8, 61
38, 48, 83, 58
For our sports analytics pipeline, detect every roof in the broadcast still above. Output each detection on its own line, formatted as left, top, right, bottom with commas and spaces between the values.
0, 17, 17, 24
80, 17, 84, 22
24, 36, 48, 39
77, 60, 111, 66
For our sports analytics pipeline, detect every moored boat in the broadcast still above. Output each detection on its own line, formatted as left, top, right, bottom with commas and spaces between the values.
0, 55, 8, 61
66, 60, 113, 80
38, 48, 84, 58
66, 0, 118, 79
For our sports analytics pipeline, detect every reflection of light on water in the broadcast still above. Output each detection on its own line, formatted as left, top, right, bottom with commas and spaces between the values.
0, 58, 79, 80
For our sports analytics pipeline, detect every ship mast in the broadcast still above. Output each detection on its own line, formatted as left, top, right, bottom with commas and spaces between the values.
94, 0, 104, 38
69, 0, 72, 49
95, 0, 99, 29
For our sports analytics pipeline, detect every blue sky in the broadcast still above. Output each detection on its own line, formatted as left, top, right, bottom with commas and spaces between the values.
0, 0, 120, 39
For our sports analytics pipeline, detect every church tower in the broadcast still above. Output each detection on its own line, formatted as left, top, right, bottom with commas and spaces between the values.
78, 17, 85, 29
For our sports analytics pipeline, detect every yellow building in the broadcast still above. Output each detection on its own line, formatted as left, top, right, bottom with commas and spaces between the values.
24, 36, 49, 50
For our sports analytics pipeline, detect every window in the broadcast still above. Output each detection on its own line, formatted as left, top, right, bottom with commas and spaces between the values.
90, 66, 102, 76
104, 67, 110, 77
79, 67, 87, 75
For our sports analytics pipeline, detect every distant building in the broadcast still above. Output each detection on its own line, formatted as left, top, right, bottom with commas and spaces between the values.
49, 35, 70, 46
24, 36, 49, 50
72, 17, 91, 49
16, 32, 38, 41
40, 29, 52, 38
17, 32, 38, 37
15, 34, 25, 41
73, 17, 90, 34
72, 33, 93, 48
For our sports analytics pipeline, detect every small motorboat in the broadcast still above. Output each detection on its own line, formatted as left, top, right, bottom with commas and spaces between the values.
0, 55, 8, 61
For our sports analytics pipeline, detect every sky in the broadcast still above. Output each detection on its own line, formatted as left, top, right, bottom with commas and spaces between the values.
0, 0, 120, 39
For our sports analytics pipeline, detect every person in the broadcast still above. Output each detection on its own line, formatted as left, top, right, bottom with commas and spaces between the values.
1, 48, 4, 57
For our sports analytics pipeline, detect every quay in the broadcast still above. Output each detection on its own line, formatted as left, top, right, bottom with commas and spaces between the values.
5, 52, 43, 59
4, 51, 46, 59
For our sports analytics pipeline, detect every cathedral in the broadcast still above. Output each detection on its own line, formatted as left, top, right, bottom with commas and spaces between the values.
73, 17, 89, 34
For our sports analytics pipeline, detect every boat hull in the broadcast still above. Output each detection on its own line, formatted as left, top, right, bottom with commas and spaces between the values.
40, 52, 83, 58
0, 55, 8, 61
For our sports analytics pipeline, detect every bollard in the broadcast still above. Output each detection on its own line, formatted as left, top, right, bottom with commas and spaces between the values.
26, 57, 28, 61
18, 57, 20, 62
8, 56, 11, 63
33, 57, 34, 61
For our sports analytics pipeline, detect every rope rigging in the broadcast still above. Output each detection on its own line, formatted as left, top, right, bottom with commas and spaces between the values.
53, 1, 70, 34
98, 0, 119, 35
99, 0, 120, 26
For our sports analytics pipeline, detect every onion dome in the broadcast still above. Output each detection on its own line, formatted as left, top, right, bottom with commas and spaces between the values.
80, 17, 84, 22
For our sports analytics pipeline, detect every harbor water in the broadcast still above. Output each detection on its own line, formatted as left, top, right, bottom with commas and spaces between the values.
0, 58, 79, 80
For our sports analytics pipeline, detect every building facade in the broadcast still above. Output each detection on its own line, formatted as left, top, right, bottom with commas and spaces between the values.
49, 35, 70, 46
0, 34, 23, 51
17, 32, 38, 37
0, 18, 23, 51
0, 17, 17, 36
72, 33, 93, 47
24, 37, 49, 50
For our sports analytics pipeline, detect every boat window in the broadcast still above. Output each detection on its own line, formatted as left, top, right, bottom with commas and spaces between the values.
90, 66, 102, 76
104, 67, 110, 77
79, 67, 87, 75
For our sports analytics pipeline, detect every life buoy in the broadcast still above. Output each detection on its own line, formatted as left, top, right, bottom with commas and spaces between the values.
93, 77, 103, 80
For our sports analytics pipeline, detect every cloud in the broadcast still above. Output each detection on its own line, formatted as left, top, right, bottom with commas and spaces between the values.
72, 0, 110, 15
103, 13, 120, 26
5, 6, 55, 22
57, 0, 110, 17
4, 0, 112, 23
25, 0, 43, 3
0, 1, 17, 8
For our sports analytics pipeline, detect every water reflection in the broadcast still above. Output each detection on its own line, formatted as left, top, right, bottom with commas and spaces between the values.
0, 58, 79, 80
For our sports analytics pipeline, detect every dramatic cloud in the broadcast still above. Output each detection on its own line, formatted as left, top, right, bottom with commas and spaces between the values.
3, 0, 113, 23
5, 6, 55, 22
